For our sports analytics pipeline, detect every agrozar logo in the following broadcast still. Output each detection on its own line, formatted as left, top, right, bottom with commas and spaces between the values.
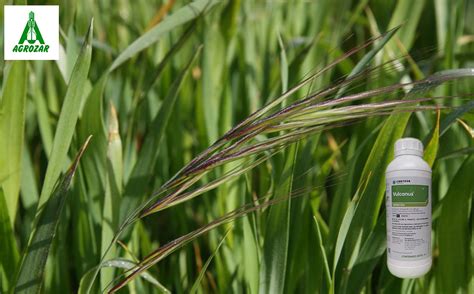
4, 5, 59, 60
13, 11, 50, 53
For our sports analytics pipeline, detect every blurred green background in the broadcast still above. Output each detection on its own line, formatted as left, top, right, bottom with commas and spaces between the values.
1, 0, 474, 293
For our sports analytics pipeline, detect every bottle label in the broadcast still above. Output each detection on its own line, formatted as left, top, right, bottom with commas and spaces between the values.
386, 177, 431, 261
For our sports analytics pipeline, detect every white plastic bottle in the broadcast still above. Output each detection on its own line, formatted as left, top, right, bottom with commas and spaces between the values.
385, 138, 432, 278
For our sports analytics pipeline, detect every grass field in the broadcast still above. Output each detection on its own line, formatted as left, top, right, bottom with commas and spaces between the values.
1, 0, 474, 293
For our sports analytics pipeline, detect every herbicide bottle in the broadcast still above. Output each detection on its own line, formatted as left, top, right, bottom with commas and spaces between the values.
385, 138, 432, 278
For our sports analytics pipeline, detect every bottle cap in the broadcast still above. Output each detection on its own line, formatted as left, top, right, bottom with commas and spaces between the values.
394, 138, 423, 157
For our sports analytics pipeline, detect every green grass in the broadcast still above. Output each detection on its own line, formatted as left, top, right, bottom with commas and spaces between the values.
1, 0, 474, 293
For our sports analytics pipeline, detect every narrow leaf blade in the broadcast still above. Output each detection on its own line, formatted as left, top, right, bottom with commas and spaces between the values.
438, 155, 474, 293
0, 187, 20, 293
15, 136, 92, 293
259, 144, 298, 294
35, 20, 93, 211
0, 61, 27, 223
109, 0, 219, 71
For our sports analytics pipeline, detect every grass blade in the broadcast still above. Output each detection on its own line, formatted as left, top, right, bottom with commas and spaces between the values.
73, 75, 109, 278
31, 82, 53, 158
19, 147, 40, 238
119, 46, 202, 224
0, 188, 20, 293
331, 179, 369, 294
108, 185, 328, 292
313, 216, 331, 289
423, 110, 440, 166
189, 227, 231, 294
343, 212, 387, 294
335, 26, 400, 98
201, 21, 225, 144
35, 20, 93, 212
385, 0, 426, 59
278, 34, 289, 94
101, 104, 123, 292
259, 144, 298, 294
0, 61, 27, 224
438, 155, 474, 293
109, 0, 219, 71
440, 100, 474, 136
14, 136, 92, 293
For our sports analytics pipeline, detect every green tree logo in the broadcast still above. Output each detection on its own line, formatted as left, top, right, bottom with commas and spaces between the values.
18, 11, 45, 45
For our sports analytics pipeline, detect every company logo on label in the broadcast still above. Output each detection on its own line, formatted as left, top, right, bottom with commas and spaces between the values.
4, 5, 59, 60
13, 11, 50, 53
393, 179, 410, 184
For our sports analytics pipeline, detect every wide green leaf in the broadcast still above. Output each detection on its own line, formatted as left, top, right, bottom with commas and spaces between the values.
0, 188, 20, 293
0, 61, 27, 223
201, 20, 226, 144
438, 155, 474, 293
423, 111, 440, 166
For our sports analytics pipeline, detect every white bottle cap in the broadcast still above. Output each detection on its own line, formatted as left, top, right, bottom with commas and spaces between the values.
394, 138, 423, 157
